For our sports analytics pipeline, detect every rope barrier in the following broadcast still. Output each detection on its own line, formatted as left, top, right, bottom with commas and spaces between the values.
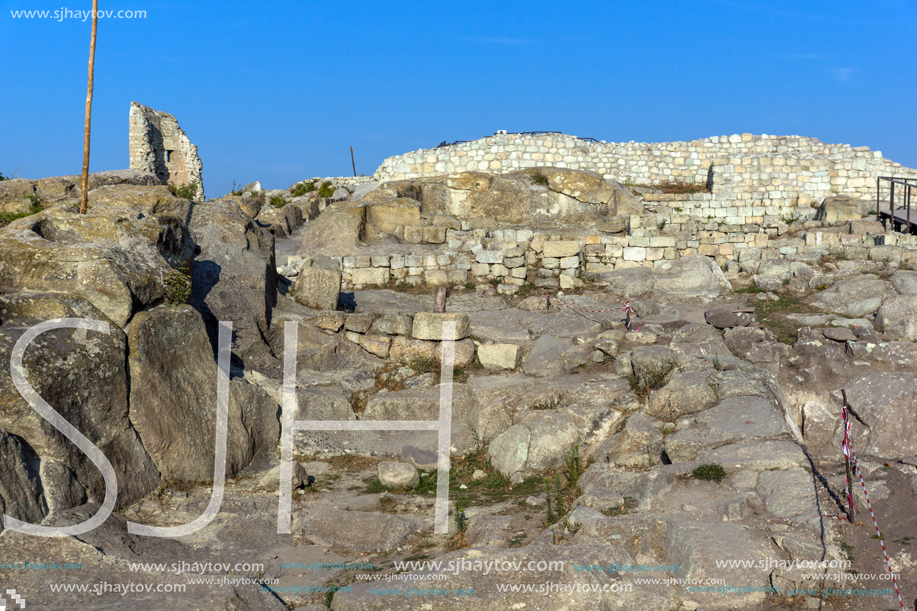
842, 405, 905, 611
546, 293, 639, 329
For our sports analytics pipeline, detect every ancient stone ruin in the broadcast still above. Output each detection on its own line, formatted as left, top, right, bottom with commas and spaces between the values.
3, 130, 917, 610
128, 101, 204, 200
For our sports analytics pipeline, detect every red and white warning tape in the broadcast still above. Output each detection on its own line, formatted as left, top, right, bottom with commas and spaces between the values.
842, 406, 906, 611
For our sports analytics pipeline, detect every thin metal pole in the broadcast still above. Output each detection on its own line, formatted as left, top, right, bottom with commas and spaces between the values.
890, 181, 896, 231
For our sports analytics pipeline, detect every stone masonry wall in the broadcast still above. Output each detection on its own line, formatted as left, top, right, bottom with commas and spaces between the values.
373, 133, 917, 223
283, 217, 917, 294
129, 101, 204, 200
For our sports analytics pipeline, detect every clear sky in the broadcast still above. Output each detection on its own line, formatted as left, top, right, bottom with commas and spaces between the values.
3, 0, 915, 197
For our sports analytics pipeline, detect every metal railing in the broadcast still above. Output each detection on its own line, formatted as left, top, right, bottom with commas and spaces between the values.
436, 132, 599, 148
877, 176, 917, 233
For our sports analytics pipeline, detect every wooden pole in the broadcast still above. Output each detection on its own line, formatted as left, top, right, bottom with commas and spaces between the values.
80, 0, 99, 215
433, 287, 447, 313
350, 146, 356, 177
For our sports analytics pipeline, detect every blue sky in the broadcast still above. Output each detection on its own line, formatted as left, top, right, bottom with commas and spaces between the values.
2, 0, 915, 197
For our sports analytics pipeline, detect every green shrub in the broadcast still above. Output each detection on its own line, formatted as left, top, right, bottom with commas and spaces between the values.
0, 172, 7, 181
291, 180, 316, 197
0, 194, 44, 228
528, 171, 548, 186
269, 195, 288, 208
318, 180, 335, 198
169, 182, 199, 200
163, 271, 192, 305
692, 463, 727, 482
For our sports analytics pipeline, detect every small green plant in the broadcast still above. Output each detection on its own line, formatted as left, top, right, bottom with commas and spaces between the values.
488, 277, 501, 287
163, 269, 192, 305
658, 219, 667, 230
230, 180, 243, 196
464, 281, 475, 290
554, 474, 565, 517
544, 477, 554, 525
692, 463, 727, 482
516, 282, 537, 298
454, 501, 466, 532
528, 170, 549, 186
169, 182, 199, 200
269, 195, 288, 208
713, 354, 724, 371
363, 476, 388, 494
0, 171, 7, 181
290, 180, 316, 197
318, 180, 335, 198
564, 443, 582, 486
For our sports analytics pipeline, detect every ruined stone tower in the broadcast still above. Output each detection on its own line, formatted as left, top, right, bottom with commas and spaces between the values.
128, 101, 204, 200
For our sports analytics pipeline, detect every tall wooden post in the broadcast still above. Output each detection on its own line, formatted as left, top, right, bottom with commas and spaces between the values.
80, 0, 99, 215
350, 146, 356, 177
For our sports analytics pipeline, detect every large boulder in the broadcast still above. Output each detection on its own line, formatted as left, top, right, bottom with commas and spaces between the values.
391, 168, 638, 225
601, 256, 732, 300
0, 292, 160, 509
188, 199, 279, 369
125, 305, 280, 481
816, 195, 863, 222
522, 335, 589, 377
841, 373, 917, 460
296, 202, 365, 256
808, 274, 886, 317
0, 207, 188, 327
293, 255, 342, 311
85, 183, 193, 224
875, 294, 917, 341
487, 410, 579, 478
0, 428, 46, 532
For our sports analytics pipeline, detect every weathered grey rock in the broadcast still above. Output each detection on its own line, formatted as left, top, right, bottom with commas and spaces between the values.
646, 371, 718, 421
434, 338, 476, 367
801, 401, 837, 449
359, 334, 391, 358
402, 445, 439, 470
465, 515, 514, 547
809, 274, 886, 318
378, 461, 419, 488
816, 195, 862, 222
39, 459, 87, 516
487, 410, 578, 478
664, 396, 790, 462
476, 343, 519, 370
370, 313, 413, 336
841, 373, 917, 459
579, 464, 676, 511
517, 295, 551, 313
705, 306, 739, 329
257, 461, 309, 491
0, 429, 46, 532
722, 326, 787, 373
601, 256, 732, 300
594, 411, 665, 467
189, 199, 278, 367
297, 202, 365, 256
670, 323, 731, 357
694, 440, 808, 471
754, 259, 817, 291
363, 386, 447, 421
876, 294, 917, 341
291, 508, 426, 552
126, 306, 280, 482
332, 545, 671, 610
0, 207, 183, 327
522, 335, 589, 377
630, 345, 679, 386
756, 467, 819, 530
365, 197, 420, 234
890, 270, 917, 295
294, 255, 342, 311
0, 292, 160, 509
665, 521, 774, 609
388, 336, 437, 364
412, 312, 470, 340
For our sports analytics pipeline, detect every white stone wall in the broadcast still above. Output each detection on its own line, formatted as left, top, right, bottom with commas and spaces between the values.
373, 133, 917, 218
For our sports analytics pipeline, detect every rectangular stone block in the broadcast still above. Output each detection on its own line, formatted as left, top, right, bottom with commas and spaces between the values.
622, 247, 646, 262
542, 240, 580, 258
